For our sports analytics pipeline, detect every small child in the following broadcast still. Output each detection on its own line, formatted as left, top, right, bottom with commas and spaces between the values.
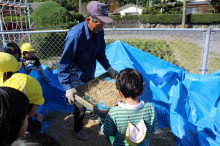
4, 41, 31, 75
21, 43, 49, 83
0, 87, 30, 146
3, 73, 45, 134
4, 41, 21, 62
102, 68, 158, 146
11, 133, 61, 146
0, 52, 22, 84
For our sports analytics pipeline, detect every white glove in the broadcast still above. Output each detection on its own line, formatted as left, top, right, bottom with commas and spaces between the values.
107, 66, 118, 79
65, 88, 77, 104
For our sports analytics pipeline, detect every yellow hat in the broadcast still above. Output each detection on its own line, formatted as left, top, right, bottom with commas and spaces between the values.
3, 73, 45, 105
21, 43, 35, 53
0, 52, 22, 73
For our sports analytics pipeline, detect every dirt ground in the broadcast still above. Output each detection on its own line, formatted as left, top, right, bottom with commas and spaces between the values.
44, 111, 176, 146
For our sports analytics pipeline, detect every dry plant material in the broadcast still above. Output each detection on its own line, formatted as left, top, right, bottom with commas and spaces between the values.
79, 80, 121, 108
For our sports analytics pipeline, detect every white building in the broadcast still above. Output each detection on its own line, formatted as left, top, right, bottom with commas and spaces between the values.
113, 3, 144, 16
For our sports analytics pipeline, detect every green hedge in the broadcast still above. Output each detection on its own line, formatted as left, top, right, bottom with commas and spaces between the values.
122, 15, 139, 20
110, 15, 122, 21
110, 15, 139, 21
187, 14, 220, 24
140, 14, 220, 24
2, 16, 33, 29
140, 14, 182, 24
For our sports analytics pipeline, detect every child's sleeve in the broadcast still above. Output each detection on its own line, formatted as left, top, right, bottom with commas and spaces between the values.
151, 106, 158, 134
38, 65, 47, 78
101, 112, 117, 139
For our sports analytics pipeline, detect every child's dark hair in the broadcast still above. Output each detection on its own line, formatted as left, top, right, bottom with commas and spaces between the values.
11, 133, 61, 146
116, 68, 144, 99
4, 41, 21, 62
0, 87, 29, 146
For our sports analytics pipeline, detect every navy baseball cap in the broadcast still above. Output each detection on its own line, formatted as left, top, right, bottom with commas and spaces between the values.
87, 1, 113, 24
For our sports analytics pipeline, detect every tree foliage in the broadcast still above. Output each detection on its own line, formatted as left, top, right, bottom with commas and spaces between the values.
211, 0, 220, 13
33, 1, 73, 28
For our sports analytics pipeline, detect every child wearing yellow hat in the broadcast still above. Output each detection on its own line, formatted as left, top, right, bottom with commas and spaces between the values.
2, 73, 45, 134
21, 43, 49, 83
0, 52, 22, 85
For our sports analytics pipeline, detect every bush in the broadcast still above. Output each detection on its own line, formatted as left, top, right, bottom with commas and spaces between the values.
187, 14, 220, 24
110, 15, 122, 21
33, 1, 72, 28
167, 7, 182, 14
2, 16, 33, 30
70, 13, 85, 22
139, 14, 182, 24
142, 7, 161, 15
175, 1, 183, 7
122, 15, 139, 20
105, 39, 180, 66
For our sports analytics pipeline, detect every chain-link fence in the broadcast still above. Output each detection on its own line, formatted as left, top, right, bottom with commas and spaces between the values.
0, 28, 219, 74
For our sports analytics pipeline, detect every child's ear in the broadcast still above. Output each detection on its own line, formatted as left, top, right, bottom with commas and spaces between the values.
118, 90, 124, 98
141, 82, 145, 95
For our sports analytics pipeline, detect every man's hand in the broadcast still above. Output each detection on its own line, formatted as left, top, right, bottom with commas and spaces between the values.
65, 88, 77, 104
107, 67, 118, 79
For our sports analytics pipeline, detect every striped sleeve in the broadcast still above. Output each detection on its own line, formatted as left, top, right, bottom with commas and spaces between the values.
151, 105, 158, 134
103, 112, 117, 137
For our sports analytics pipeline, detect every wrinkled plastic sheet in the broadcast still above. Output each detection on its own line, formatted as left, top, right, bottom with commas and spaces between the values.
30, 40, 220, 145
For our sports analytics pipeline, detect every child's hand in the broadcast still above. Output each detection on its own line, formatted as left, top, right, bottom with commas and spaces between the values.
34, 113, 43, 123
31, 67, 40, 71
43, 77, 49, 83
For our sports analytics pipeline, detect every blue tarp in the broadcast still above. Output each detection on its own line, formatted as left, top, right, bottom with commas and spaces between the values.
30, 40, 220, 146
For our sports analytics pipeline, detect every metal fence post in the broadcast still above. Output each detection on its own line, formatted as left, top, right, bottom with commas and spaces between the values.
201, 28, 211, 75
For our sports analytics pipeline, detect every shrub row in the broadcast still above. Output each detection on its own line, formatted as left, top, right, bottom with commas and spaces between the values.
105, 39, 180, 66
138, 14, 220, 24
2, 16, 33, 30
110, 15, 139, 21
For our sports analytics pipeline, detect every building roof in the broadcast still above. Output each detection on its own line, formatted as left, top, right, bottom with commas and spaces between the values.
114, 3, 144, 12
187, 1, 210, 5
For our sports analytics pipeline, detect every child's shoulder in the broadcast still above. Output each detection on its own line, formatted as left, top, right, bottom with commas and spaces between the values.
143, 102, 154, 107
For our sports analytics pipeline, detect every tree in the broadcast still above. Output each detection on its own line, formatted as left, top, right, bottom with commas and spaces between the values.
211, 0, 220, 13
33, 1, 73, 28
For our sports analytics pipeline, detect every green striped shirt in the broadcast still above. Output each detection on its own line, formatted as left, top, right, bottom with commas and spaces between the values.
102, 102, 158, 146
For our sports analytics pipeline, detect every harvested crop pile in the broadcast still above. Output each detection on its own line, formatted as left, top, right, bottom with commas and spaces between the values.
78, 80, 121, 108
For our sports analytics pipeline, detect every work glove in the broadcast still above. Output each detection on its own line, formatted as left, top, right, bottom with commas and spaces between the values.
107, 66, 118, 79
65, 88, 77, 104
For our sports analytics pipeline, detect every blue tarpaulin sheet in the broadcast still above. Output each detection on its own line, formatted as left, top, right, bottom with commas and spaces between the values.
30, 40, 220, 146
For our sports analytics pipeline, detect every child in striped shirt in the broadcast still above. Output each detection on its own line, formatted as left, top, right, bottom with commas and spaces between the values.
102, 68, 158, 146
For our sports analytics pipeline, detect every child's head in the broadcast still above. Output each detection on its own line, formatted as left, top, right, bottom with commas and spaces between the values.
11, 133, 61, 146
3, 73, 45, 118
0, 87, 29, 146
4, 41, 21, 61
21, 43, 35, 59
116, 68, 144, 99
0, 52, 22, 82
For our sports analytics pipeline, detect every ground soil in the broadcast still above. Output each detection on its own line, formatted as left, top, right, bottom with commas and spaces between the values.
44, 111, 176, 146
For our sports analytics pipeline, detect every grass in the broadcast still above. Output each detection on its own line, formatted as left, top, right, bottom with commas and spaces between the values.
38, 38, 219, 74
106, 39, 220, 74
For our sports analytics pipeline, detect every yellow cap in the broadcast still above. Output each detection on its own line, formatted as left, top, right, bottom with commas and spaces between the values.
21, 43, 35, 53
0, 52, 22, 73
3, 73, 45, 105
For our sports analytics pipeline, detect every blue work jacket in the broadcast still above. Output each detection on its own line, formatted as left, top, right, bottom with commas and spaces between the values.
58, 21, 111, 91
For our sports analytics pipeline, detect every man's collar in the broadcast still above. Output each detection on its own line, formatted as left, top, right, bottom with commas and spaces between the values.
84, 21, 92, 40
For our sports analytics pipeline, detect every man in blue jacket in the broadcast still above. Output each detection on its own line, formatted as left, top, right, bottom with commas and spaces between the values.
58, 1, 118, 141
